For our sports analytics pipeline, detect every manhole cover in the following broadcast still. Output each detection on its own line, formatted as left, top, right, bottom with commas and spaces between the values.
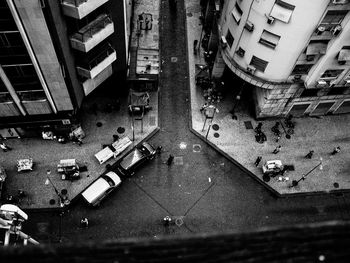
262, 174, 270, 182
49, 199, 56, 205
187, 12, 193, 17
117, 127, 125, 134
171, 57, 178, 62
213, 132, 220, 138
212, 124, 219, 131
96, 122, 103, 127
37, 222, 49, 233
334, 182, 339, 188
193, 144, 201, 152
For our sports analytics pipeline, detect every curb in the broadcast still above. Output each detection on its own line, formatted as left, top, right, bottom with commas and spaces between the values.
183, 2, 350, 199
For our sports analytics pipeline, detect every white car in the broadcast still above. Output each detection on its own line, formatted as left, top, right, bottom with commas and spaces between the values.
262, 160, 284, 177
81, 171, 121, 206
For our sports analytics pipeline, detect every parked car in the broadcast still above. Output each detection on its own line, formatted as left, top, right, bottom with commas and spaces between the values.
81, 171, 121, 206
262, 160, 284, 177
115, 142, 156, 177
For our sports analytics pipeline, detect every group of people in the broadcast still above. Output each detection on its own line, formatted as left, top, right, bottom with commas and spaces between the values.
254, 123, 267, 144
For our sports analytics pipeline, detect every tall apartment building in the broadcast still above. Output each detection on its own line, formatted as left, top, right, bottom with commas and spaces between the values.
0, 0, 132, 137
203, 0, 350, 118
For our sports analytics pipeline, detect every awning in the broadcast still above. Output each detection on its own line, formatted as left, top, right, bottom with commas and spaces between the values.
231, 8, 242, 23
270, 3, 294, 23
261, 30, 280, 45
338, 49, 350, 62
306, 42, 328, 55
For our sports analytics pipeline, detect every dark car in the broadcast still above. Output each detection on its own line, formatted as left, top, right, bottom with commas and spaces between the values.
115, 142, 156, 177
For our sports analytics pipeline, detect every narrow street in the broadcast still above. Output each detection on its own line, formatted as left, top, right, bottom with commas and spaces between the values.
23, 0, 350, 243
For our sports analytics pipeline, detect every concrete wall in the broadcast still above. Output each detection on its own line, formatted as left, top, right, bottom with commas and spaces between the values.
45, 0, 85, 109
220, 0, 329, 81
14, 0, 74, 112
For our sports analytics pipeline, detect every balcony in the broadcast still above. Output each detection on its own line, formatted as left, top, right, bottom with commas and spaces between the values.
61, 0, 109, 19
82, 64, 113, 95
70, 14, 114, 52
76, 44, 116, 79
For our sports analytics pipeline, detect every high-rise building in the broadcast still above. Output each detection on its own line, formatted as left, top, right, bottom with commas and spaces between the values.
0, 0, 132, 137
203, 0, 350, 118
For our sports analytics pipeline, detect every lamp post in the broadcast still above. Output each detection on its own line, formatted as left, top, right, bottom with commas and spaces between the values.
45, 170, 70, 207
291, 157, 323, 187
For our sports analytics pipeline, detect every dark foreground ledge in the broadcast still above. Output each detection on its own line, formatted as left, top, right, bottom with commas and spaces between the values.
1, 220, 350, 263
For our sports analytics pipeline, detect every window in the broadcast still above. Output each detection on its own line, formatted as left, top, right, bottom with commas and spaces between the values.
338, 46, 350, 64
327, 87, 347, 95
270, 0, 295, 23
320, 69, 344, 79
250, 56, 268, 72
318, 10, 348, 31
300, 89, 321, 98
236, 47, 245, 57
231, 3, 243, 24
225, 30, 234, 48
259, 30, 281, 49
292, 64, 313, 75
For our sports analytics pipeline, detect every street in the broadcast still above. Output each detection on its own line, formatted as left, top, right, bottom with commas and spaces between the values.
23, 0, 350, 243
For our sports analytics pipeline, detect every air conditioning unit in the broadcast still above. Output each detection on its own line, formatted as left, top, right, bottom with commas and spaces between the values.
331, 25, 342, 36
316, 79, 327, 88
267, 16, 275, 25
332, 0, 348, 4
244, 21, 254, 32
345, 79, 350, 86
220, 36, 228, 48
315, 25, 326, 35
293, 75, 302, 82
247, 66, 256, 74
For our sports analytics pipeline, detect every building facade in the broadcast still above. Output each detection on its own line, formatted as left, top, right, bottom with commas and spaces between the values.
204, 0, 350, 118
0, 0, 132, 137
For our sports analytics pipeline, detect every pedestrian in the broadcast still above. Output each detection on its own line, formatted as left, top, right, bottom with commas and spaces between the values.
331, 146, 341, 155
163, 216, 172, 226
305, 150, 314, 159
166, 154, 174, 165
156, 146, 163, 154
272, 145, 281, 154
254, 122, 263, 134
0, 142, 12, 152
254, 156, 262, 167
80, 217, 89, 228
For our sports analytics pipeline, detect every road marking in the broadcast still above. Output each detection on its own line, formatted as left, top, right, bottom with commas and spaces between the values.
174, 156, 183, 165
179, 142, 187, 149
193, 144, 201, 152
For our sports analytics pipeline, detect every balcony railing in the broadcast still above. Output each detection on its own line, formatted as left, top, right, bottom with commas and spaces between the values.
62, 0, 88, 7
61, 0, 109, 19
70, 14, 114, 52
76, 43, 116, 79
72, 14, 112, 42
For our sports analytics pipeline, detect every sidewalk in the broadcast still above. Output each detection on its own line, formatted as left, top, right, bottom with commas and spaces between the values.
185, 0, 350, 196
0, 84, 159, 210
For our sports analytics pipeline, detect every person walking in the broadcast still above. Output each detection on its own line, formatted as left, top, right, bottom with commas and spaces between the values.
166, 154, 174, 165
305, 150, 314, 159
0, 141, 12, 152
80, 217, 89, 228
272, 145, 281, 154
331, 146, 341, 155
254, 156, 262, 167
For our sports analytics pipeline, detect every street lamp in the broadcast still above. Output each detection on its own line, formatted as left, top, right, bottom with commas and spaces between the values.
45, 170, 70, 207
291, 157, 323, 187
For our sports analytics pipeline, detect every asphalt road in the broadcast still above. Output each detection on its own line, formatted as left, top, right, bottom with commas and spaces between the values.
23, 0, 350, 244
